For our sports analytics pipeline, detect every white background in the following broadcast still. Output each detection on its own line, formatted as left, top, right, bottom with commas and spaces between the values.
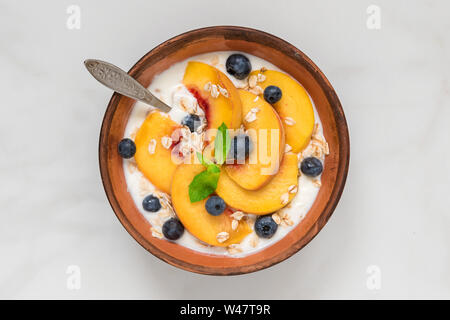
1, 0, 449, 299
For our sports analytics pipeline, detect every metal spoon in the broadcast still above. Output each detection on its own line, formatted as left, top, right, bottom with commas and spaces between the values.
84, 59, 171, 112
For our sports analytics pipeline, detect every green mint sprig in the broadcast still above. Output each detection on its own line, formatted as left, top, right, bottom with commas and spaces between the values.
188, 123, 231, 202
214, 123, 232, 165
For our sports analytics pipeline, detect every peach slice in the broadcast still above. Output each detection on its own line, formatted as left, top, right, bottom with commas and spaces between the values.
183, 61, 242, 131
216, 153, 299, 215
134, 111, 181, 194
251, 69, 315, 153
224, 90, 285, 190
171, 163, 252, 246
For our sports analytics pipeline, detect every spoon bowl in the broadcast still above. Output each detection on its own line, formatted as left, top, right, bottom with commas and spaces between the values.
84, 59, 171, 112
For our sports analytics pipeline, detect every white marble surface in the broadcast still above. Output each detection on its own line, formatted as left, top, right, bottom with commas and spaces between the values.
0, 0, 449, 299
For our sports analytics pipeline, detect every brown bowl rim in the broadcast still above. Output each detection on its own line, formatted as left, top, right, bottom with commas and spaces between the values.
98, 26, 350, 275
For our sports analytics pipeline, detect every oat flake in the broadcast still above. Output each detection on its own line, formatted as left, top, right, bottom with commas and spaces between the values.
148, 139, 157, 154
161, 136, 172, 149
272, 213, 281, 225
218, 84, 229, 98
151, 227, 163, 239
210, 84, 219, 98
284, 117, 296, 126
280, 193, 290, 205
285, 144, 292, 153
257, 73, 266, 82
248, 75, 257, 88
231, 211, 244, 221
288, 185, 298, 194
216, 232, 229, 243
245, 111, 257, 123
227, 244, 242, 254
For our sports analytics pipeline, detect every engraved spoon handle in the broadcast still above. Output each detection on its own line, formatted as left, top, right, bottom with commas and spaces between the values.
84, 59, 171, 112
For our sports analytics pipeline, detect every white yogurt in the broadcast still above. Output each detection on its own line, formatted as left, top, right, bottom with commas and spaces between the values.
122, 51, 327, 257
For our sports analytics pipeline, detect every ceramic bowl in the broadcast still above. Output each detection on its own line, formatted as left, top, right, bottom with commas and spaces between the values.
99, 26, 349, 275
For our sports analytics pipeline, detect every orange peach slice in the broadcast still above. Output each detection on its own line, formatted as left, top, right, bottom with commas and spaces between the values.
171, 163, 252, 246
251, 69, 315, 153
216, 153, 299, 215
134, 111, 181, 194
224, 90, 285, 190
183, 61, 242, 131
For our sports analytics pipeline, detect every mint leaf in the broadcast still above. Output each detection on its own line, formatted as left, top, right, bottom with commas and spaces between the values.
196, 151, 214, 167
207, 163, 220, 173
197, 151, 220, 173
214, 122, 231, 165
188, 169, 220, 202
189, 131, 226, 203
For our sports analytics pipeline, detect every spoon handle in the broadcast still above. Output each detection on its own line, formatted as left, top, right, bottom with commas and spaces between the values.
84, 59, 171, 112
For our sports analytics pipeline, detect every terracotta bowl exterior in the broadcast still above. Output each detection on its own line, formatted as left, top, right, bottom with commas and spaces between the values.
99, 26, 350, 275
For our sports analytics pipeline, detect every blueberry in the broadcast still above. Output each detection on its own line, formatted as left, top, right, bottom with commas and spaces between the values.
162, 218, 184, 240
263, 86, 282, 104
205, 196, 226, 216
228, 134, 252, 162
226, 54, 252, 80
142, 194, 161, 212
254, 215, 278, 239
118, 138, 136, 159
181, 114, 201, 132
300, 157, 323, 177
